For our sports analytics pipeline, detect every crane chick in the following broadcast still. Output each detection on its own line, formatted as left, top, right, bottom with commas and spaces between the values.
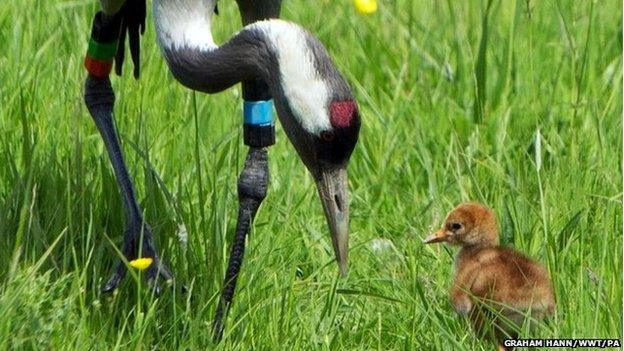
424, 202, 555, 351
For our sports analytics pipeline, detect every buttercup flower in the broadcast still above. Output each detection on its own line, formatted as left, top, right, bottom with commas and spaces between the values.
353, 0, 377, 15
129, 257, 153, 271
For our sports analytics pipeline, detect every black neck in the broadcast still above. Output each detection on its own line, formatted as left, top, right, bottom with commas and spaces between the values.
237, 0, 282, 102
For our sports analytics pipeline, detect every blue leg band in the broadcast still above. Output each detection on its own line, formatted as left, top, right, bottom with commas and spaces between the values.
243, 99, 274, 126
243, 99, 275, 147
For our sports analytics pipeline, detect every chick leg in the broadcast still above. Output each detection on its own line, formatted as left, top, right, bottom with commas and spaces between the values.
450, 284, 473, 315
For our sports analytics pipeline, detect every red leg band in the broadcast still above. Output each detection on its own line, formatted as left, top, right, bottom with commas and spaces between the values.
84, 56, 114, 78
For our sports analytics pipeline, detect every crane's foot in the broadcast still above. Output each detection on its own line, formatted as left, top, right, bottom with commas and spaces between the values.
101, 222, 174, 296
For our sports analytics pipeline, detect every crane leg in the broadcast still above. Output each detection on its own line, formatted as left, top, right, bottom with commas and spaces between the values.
211, 2, 281, 341
84, 6, 172, 294
212, 147, 269, 341
84, 77, 173, 294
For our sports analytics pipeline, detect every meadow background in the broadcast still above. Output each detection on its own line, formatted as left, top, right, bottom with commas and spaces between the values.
0, 0, 621, 349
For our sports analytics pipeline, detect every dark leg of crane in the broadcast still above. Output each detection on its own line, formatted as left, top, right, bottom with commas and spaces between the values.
211, 0, 281, 341
212, 147, 269, 341
84, 76, 173, 294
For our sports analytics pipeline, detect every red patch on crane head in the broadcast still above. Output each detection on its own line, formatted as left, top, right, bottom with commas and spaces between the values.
329, 100, 358, 128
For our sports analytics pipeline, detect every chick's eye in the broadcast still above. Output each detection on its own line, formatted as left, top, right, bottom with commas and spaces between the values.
320, 131, 335, 141
450, 222, 462, 231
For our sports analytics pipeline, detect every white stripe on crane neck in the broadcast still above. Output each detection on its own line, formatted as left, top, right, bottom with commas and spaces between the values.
251, 20, 332, 135
154, 0, 332, 135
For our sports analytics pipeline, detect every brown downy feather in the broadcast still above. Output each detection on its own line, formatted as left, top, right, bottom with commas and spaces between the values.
425, 203, 555, 350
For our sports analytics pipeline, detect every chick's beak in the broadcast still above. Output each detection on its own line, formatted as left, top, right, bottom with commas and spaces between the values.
423, 229, 448, 244
315, 166, 350, 276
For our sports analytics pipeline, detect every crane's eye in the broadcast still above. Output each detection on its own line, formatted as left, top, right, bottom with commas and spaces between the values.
450, 222, 463, 231
320, 131, 335, 141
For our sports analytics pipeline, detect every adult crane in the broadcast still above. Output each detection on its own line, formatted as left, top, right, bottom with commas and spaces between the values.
83, 0, 360, 340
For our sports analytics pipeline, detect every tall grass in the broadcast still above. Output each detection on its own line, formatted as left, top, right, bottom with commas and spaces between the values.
0, 0, 621, 349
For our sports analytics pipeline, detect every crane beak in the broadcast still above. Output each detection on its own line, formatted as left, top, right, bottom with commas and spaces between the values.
315, 166, 350, 276
423, 229, 447, 244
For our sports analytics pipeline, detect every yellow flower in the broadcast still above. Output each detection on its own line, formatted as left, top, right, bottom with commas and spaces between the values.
353, 0, 377, 15
129, 257, 153, 271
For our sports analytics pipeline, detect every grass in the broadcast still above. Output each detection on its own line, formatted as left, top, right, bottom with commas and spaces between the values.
0, 0, 621, 349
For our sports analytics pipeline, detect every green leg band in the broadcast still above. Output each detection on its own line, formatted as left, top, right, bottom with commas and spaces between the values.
87, 38, 118, 62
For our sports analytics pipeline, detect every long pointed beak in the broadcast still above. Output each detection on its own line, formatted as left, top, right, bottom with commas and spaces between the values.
423, 229, 447, 244
315, 166, 350, 276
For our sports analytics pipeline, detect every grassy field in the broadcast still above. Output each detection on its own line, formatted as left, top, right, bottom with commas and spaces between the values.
0, 0, 621, 349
